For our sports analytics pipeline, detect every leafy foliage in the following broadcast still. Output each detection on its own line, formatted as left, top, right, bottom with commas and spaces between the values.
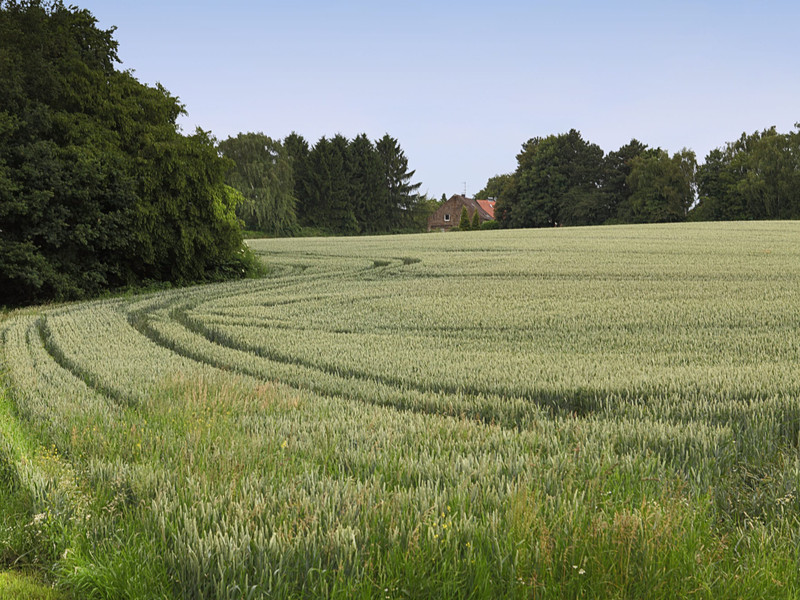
693, 126, 800, 221
492, 124, 800, 229
495, 129, 604, 228
0, 0, 249, 307
621, 148, 697, 223
217, 132, 298, 236
600, 139, 654, 224
475, 173, 513, 200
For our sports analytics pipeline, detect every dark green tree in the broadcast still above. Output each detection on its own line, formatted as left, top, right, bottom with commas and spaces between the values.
283, 131, 312, 225
691, 147, 747, 221
497, 130, 604, 228
328, 134, 359, 233
346, 133, 385, 233
408, 193, 439, 230
475, 173, 513, 200
601, 139, 654, 223
459, 206, 471, 230
621, 148, 697, 223
305, 135, 357, 234
0, 0, 246, 306
471, 207, 480, 229
691, 128, 799, 221
376, 134, 422, 230
218, 132, 298, 236
731, 127, 800, 220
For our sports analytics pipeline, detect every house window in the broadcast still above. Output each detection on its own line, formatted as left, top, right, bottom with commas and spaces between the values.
444, 213, 450, 222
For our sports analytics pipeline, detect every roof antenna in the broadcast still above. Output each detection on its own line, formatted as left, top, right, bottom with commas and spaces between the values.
463, 181, 467, 197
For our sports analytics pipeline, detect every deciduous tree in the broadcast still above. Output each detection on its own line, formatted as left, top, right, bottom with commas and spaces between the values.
601, 139, 654, 224
622, 148, 697, 223
218, 132, 298, 236
0, 0, 247, 306
475, 174, 513, 200
498, 130, 604, 228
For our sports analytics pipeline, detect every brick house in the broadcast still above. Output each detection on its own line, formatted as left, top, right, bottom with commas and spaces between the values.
427, 195, 496, 232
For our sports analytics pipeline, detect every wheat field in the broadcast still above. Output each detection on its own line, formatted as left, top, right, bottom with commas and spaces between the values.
2, 222, 799, 599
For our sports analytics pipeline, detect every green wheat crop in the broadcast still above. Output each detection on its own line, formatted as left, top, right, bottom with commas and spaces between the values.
1, 222, 799, 599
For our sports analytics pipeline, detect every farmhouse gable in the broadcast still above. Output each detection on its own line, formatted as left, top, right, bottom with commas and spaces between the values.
427, 195, 496, 231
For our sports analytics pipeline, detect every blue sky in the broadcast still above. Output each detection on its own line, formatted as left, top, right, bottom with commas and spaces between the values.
83, 1, 799, 199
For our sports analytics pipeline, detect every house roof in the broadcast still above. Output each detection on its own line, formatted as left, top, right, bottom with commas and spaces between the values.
427, 195, 496, 230
445, 195, 495, 220
476, 199, 495, 219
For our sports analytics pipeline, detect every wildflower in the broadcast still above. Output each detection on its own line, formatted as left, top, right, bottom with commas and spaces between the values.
578, 569, 586, 575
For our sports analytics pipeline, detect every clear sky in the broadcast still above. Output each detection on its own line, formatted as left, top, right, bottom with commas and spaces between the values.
82, 0, 799, 199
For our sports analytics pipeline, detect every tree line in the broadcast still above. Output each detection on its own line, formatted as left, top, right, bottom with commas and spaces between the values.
219, 131, 434, 237
0, 1, 434, 307
481, 126, 800, 228
0, 0, 256, 307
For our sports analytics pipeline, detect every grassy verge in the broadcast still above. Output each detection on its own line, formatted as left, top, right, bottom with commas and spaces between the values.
0, 372, 65, 598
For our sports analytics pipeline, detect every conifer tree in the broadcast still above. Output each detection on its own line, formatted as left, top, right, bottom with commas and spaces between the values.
376, 134, 421, 229
347, 134, 384, 233
283, 132, 312, 225
306, 135, 357, 233
460, 206, 471, 230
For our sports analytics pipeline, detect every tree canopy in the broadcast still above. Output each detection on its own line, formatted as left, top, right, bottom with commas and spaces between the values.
490, 124, 800, 229
218, 132, 298, 236
494, 130, 605, 228
622, 148, 697, 223
693, 126, 800, 221
0, 0, 250, 306
475, 174, 513, 201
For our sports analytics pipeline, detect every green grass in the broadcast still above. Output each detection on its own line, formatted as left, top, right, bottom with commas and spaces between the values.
0, 571, 65, 600
1, 223, 800, 598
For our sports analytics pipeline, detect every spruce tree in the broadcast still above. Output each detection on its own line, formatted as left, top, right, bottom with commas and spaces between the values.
347, 134, 384, 233
306, 135, 356, 234
376, 134, 421, 229
283, 132, 311, 225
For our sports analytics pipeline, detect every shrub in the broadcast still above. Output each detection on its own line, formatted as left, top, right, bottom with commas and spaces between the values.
459, 206, 471, 230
